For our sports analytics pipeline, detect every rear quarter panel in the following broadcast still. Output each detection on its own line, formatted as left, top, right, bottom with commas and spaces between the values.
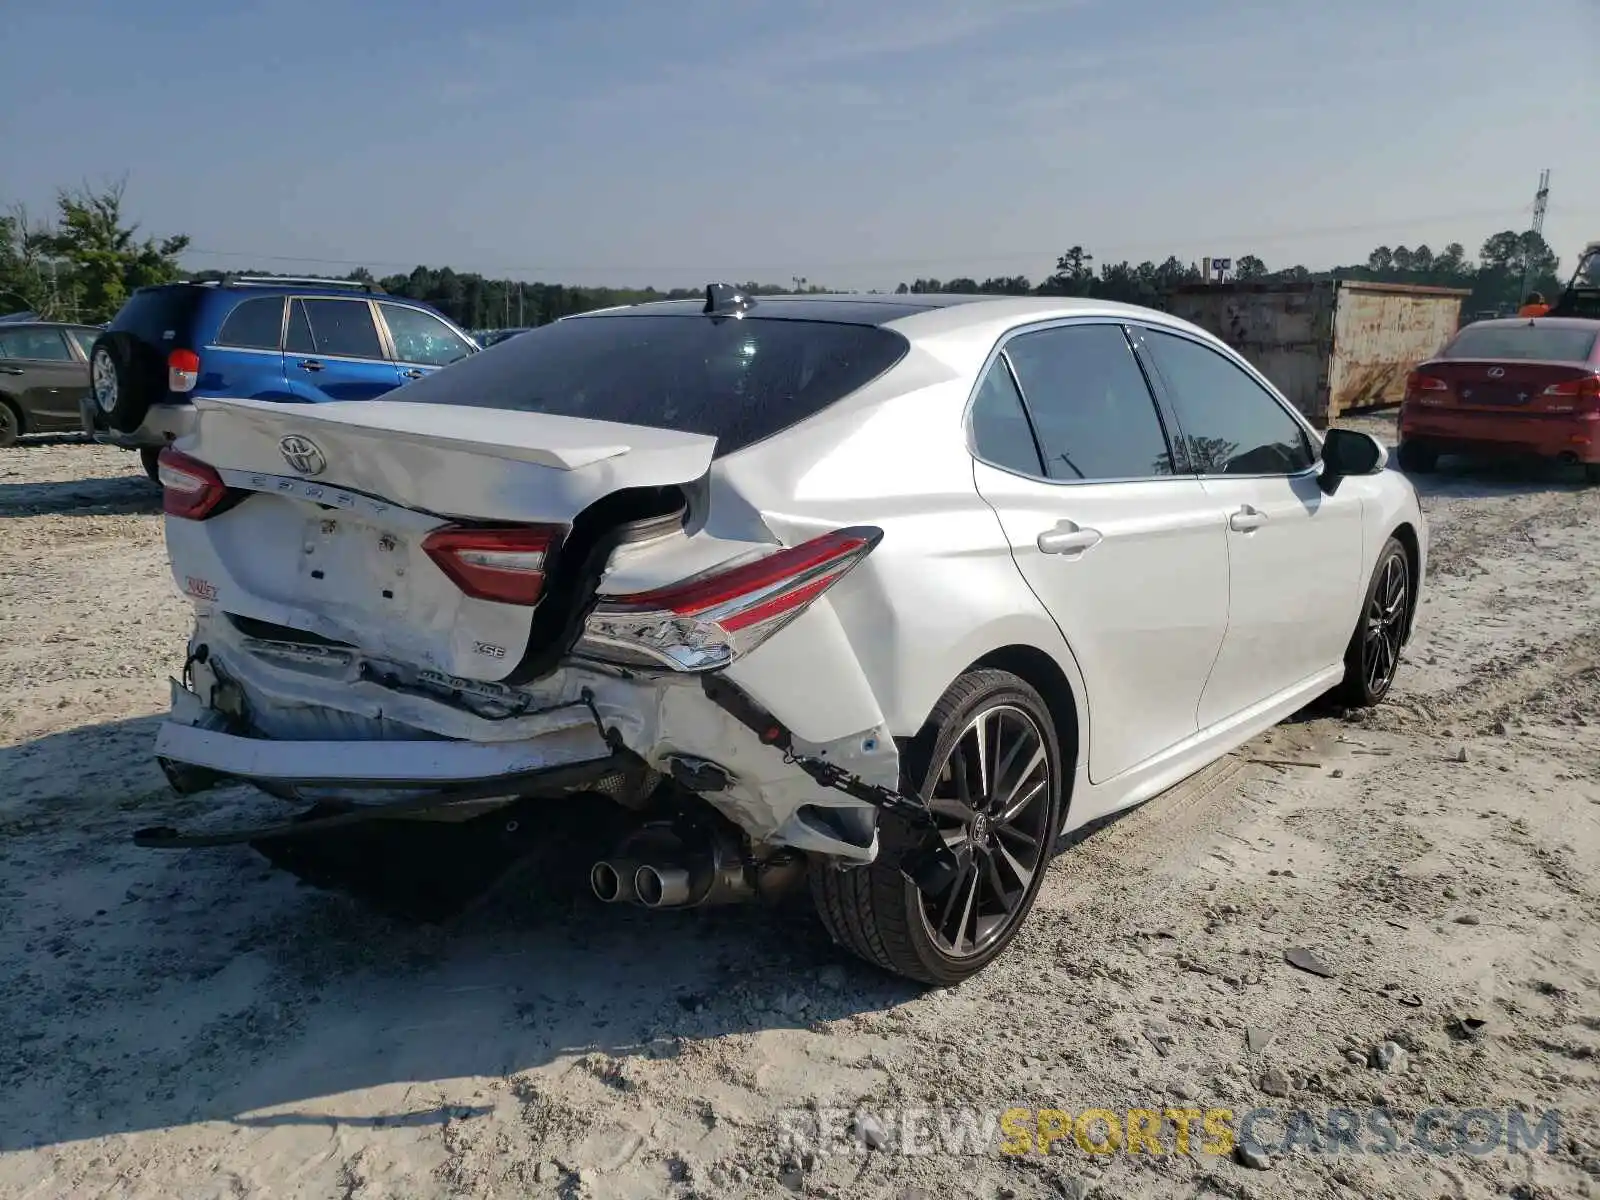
713, 351, 1090, 742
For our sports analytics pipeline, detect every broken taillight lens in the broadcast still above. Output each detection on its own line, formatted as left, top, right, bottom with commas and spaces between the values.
158, 448, 230, 520
422, 524, 563, 606
575, 527, 883, 672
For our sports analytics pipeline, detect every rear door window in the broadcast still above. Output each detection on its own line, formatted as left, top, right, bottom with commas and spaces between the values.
969, 360, 1044, 475
0, 328, 73, 361
1442, 324, 1597, 362
292, 299, 383, 360
382, 313, 908, 456
1138, 329, 1316, 476
215, 297, 286, 350
1002, 323, 1176, 481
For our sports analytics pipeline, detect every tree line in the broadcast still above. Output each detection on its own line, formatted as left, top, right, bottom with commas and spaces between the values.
2, 179, 1566, 328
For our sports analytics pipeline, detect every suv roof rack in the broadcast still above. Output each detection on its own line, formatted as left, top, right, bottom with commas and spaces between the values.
206, 275, 383, 294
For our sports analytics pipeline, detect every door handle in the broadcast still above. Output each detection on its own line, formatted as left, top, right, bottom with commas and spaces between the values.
0, 367, 24, 375
1229, 504, 1268, 532
1037, 521, 1103, 556
400, 367, 425, 379
296, 359, 325, 372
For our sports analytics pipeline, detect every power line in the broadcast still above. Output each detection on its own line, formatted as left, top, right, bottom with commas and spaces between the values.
176, 202, 1582, 279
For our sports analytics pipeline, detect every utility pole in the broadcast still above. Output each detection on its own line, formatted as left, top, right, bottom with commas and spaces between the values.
1520, 169, 1550, 304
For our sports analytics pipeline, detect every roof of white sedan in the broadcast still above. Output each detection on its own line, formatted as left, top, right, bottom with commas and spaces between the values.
574, 291, 1168, 329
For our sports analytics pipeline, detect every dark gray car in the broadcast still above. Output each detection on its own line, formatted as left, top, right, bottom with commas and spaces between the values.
0, 322, 102, 446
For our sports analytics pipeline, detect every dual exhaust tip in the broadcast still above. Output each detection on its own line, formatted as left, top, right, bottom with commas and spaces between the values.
590, 859, 695, 908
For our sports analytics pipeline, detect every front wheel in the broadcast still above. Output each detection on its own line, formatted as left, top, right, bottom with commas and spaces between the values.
810, 668, 1064, 985
1334, 536, 1411, 708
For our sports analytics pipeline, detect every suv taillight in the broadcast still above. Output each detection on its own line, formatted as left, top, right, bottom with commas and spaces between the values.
421, 525, 564, 606
575, 527, 882, 672
168, 349, 200, 393
158, 448, 230, 520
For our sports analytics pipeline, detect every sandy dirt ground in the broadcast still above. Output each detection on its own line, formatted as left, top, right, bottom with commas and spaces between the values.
1, 420, 1598, 1200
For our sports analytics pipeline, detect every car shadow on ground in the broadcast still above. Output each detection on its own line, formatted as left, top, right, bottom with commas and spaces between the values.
0, 472, 159, 518
1396, 456, 1594, 500
0, 716, 926, 1153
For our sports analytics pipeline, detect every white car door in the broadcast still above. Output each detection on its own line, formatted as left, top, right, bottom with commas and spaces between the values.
1134, 325, 1366, 730
969, 321, 1231, 785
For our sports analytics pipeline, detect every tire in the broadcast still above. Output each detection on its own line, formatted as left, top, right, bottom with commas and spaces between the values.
810, 668, 1065, 985
90, 332, 163, 435
139, 445, 162, 482
1396, 440, 1437, 474
1333, 536, 1411, 708
1584, 463, 1600, 486
0, 399, 20, 448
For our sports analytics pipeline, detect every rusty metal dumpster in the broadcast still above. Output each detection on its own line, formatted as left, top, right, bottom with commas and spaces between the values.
1163, 280, 1471, 426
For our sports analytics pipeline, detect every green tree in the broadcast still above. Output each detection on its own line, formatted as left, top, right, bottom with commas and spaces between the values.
41, 179, 189, 322
1235, 255, 1269, 280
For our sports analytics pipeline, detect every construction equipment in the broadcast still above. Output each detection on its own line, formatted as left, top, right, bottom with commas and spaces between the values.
1549, 241, 1600, 319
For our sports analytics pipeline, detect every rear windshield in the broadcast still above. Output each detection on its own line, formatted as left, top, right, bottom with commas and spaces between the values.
108, 287, 205, 349
388, 313, 909, 456
1442, 324, 1597, 363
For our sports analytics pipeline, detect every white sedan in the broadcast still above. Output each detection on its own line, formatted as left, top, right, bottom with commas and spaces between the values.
146, 286, 1425, 984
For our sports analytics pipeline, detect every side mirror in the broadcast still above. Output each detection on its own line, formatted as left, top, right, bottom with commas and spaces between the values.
1318, 428, 1388, 493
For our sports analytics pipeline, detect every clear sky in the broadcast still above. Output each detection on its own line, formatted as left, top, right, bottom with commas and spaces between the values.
4, 0, 1597, 291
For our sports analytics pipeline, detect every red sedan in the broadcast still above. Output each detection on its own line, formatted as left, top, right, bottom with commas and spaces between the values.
1398, 317, 1600, 484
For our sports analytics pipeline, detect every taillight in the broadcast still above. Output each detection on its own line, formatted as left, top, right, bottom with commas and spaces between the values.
168, 349, 200, 393
576, 527, 882, 672
158, 448, 229, 520
1405, 370, 1449, 406
422, 524, 563, 606
1542, 373, 1600, 413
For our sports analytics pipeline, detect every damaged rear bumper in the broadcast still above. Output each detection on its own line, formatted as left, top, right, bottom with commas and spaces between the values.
154, 693, 617, 790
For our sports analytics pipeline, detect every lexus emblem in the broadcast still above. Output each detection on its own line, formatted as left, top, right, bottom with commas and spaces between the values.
1487, 367, 1506, 378
279, 434, 326, 476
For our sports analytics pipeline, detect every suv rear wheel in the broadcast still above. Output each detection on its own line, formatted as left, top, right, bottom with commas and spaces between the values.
810, 668, 1063, 985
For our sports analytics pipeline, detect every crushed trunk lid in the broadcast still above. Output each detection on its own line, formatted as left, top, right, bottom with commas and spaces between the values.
167, 397, 715, 682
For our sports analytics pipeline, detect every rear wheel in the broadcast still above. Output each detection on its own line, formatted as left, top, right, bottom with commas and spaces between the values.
1334, 536, 1411, 708
139, 445, 162, 482
810, 668, 1064, 985
0, 399, 19, 448
1396, 440, 1437, 474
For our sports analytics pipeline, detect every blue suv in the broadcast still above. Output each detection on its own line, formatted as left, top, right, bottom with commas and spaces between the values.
82, 277, 479, 477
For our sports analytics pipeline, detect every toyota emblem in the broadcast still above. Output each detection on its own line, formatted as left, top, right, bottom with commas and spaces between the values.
279, 434, 327, 476
1487, 367, 1506, 378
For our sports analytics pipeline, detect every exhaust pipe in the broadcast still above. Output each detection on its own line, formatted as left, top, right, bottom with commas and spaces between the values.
590, 816, 766, 909
590, 859, 643, 904
635, 864, 693, 908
